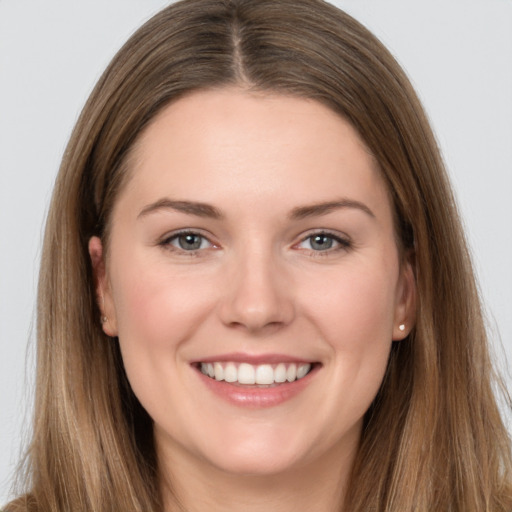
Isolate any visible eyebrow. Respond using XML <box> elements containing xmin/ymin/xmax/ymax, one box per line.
<box><xmin>137</xmin><ymin>197</ymin><xmax>375</xmax><ymax>221</ymax></box>
<box><xmin>138</xmin><ymin>199</ymin><xmax>223</xmax><ymax>219</ymax></box>
<box><xmin>289</xmin><ymin>199</ymin><xmax>375</xmax><ymax>220</ymax></box>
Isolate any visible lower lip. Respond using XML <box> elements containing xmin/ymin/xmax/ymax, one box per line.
<box><xmin>195</xmin><ymin>365</ymin><xmax>318</xmax><ymax>408</ymax></box>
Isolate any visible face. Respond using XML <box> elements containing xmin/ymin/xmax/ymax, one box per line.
<box><xmin>90</xmin><ymin>88</ymin><xmax>415</xmax><ymax>478</ymax></box>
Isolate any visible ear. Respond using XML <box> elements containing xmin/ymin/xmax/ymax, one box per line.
<box><xmin>88</xmin><ymin>236</ymin><xmax>118</xmax><ymax>337</ymax></box>
<box><xmin>392</xmin><ymin>256</ymin><xmax>416</xmax><ymax>341</ymax></box>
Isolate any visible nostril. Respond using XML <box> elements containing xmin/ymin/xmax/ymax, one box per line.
<box><xmin>227</xmin><ymin>319</ymin><xmax>287</xmax><ymax>336</ymax></box>
<box><xmin>219</xmin><ymin>294</ymin><xmax>295</xmax><ymax>333</ymax></box>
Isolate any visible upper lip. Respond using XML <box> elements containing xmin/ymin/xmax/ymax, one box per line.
<box><xmin>191</xmin><ymin>353</ymin><xmax>316</xmax><ymax>365</ymax></box>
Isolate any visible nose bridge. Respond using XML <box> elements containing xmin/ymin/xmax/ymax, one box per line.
<box><xmin>219</xmin><ymin>239</ymin><xmax>294</xmax><ymax>332</ymax></box>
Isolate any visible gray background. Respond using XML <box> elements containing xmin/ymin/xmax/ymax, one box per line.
<box><xmin>1</xmin><ymin>0</ymin><xmax>511</xmax><ymax>504</ymax></box>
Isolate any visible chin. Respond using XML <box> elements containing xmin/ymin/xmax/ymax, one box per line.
<box><xmin>207</xmin><ymin>450</ymin><xmax>303</xmax><ymax>477</ymax></box>
<box><xmin>195</xmin><ymin>429</ymin><xmax>312</xmax><ymax>477</ymax></box>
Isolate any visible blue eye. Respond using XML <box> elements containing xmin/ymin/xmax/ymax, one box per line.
<box><xmin>309</xmin><ymin>234</ymin><xmax>335</xmax><ymax>251</ymax></box>
<box><xmin>298</xmin><ymin>232</ymin><xmax>350</xmax><ymax>252</ymax></box>
<box><xmin>163</xmin><ymin>232</ymin><xmax>212</xmax><ymax>251</ymax></box>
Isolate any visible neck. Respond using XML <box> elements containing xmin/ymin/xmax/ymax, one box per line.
<box><xmin>158</xmin><ymin>437</ymin><xmax>357</xmax><ymax>512</ymax></box>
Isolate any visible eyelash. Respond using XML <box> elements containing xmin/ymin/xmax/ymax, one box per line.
<box><xmin>295</xmin><ymin>231</ymin><xmax>352</xmax><ymax>256</ymax></box>
<box><xmin>159</xmin><ymin>230</ymin><xmax>216</xmax><ymax>256</ymax></box>
<box><xmin>158</xmin><ymin>230</ymin><xmax>352</xmax><ymax>256</ymax></box>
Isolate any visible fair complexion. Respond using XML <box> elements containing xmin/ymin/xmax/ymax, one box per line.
<box><xmin>89</xmin><ymin>88</ymin><xmax>415</xmax><ymax>512</ymax></box>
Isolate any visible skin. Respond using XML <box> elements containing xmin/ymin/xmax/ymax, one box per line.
<box><xmin>89</xmin><ymin>87</ymin><xmax>416</xmax><ymax>511</ymax></box>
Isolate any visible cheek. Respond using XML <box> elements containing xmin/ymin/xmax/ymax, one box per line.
<box><xmin>107</xmin><ymin>256</ymin><xmax>220</xmax><ymax>423</ymax></box>
<box><xmin>109</xmin><ymin>256</ymin><xmax>217</xmax><ymax>354</ymax></box>
<box><xmin>301</xmin><ymin>260</ymin><xmax>398</xmax><ymax>399</ymax></box>
<box><xmin>304</xmin><ymin>260</ymin><xmax>398</xmax><ymax>344</ymax></box>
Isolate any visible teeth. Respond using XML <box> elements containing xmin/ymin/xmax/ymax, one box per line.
<box><xmin>214</xmin><ymin>362</ymin><xmax>224</xmax><ymax>381</ymax></box>
<box><xmin>224</xmin><ymin>362</ymin><xmax>237</xmax><ymax>383</ymax></box>
<box><xmin>286</xmin><ymin>364</ymin><xmax>297</xmax><ymax>382</ymax></box>
<box><xmin>255</xmin><ymin>364</ymin><xmax>274</xmax><ymax>385</ymax></box>
<box><xmin>200</xmin><ymin>362</ymin><xmax>312</xmax><ymax>385</ymax></box>
<box><xmin>297</xmin><ymin>364</ymin><xmax>309</xmax><ymax>379</ymax></box>
<box><xmin>275</xmin><ymin>363</ymin><xmax>287</xmax><ymax>383</ymax></box>
<box><xmin>238</xmin><ymin>363</ymin><xmax>256</xmax><ymax>384</ymax></box>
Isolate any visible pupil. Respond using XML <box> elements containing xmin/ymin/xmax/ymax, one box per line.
<box><xmin>179</xmin><ymin>234</ymin><xmax>201</xmax><ymax>250</ymax></box>
<box><xmin>311</xmin><ymin>235</ymin><xmax>333</xmax><ymax>251</ymax></box>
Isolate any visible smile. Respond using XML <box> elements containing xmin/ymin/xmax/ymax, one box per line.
<box><xmin>199</xmin><ymin>362</ymin><xmax>312</xmax><ymax>386</ymax></box>
<box><xmin>193</xmin><ymin>355</ymin><xmax>319</xmax><ymax>408</ymax></box>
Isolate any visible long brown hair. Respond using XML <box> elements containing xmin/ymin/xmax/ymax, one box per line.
<box><xmin>6</xmin><ymin>0</ymin><xmax>512</xmax><ymax>510</ymax></box>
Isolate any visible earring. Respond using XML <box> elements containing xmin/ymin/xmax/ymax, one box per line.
<box><xmin>101</xmin><ymin>316</ymin><xmax>108</xmax><ymax>324</ymax></box>
<box><xmin>399</xmin><ymin>324</ymin><xmax>405</xmax><ymax>332</ymax></box>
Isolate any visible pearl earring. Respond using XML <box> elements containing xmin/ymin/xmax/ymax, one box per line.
<box><xmin>399</xmin><ymin>324</ymin><xmax>405</xmax><ymax>332</ymax></box>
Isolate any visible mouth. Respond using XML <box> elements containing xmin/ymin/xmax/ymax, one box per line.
<box><xmin>197</xmin><ymin>361</ymin><xmax>314</xmax><ymax>387</ymax></box>
<box><xmin>191</xmin><ymin>354</ymin><xmax>320</xmax><ymax>407</ymax></box>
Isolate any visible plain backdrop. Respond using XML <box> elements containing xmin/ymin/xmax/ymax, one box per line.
<box><xmin>1</xmin><ymin>0</ymin><xmax>511</xmax><ymax>504</ymax></box>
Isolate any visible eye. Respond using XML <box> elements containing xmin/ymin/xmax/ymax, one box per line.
<box><xmin>296</xmin><ymin>232</ymin><xmax>351</xmax><ymax>252</ymax></box>
<box><xmin>161</xmin><ymin>231</ymin><xmax>213</xmax><ymax>252</ymax></box>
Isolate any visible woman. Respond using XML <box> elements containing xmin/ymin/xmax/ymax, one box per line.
<box><xmin>4</xmin><ymin>0</ymin><xmax>512</xmax><ymax>510</ymax></box>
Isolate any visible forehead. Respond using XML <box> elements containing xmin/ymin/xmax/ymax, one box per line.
<box><xmin>116</xmin><ymin>87</ymin><xmax>392</xmax><ymax>223</ymax></box>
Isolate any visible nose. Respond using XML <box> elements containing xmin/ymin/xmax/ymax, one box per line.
<box><xmin>218</xmin><ymin>246</ymin><xmax>295</xmax><ymax>334</ymax></box>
